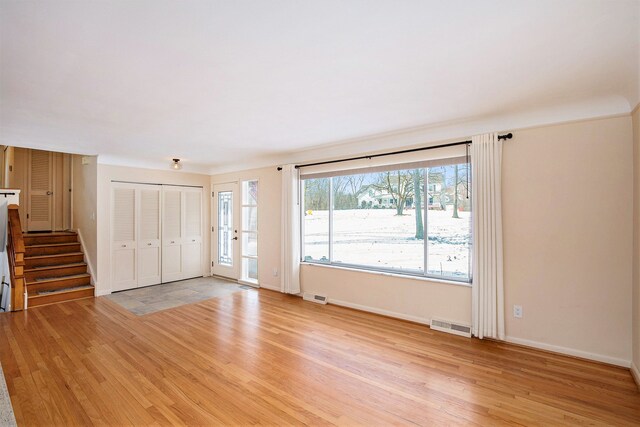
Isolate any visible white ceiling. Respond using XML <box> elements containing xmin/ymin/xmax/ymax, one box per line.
<box><xmin>1</xmin><ymin>0</ymin><xmax>638</xmax><ymax>174</ymax></box>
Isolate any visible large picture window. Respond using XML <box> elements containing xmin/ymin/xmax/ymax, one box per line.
<box><xmin>301</xmin><ymin>160</ymin><xmax>471</xmax><ymax>282</ymax></box>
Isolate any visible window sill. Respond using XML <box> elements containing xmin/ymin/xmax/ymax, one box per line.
<box><xmin>301</xmin><ymin>262</ymin><xmax>472</xmax><ymax>288</ymax></box>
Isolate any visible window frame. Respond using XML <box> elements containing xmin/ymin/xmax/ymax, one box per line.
<box><xmin>300</xmin><ymin>163</ymin><xmax>473</xmax><ymax>284</ymax></box>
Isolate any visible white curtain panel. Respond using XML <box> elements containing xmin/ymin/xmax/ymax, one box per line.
<box><xmin>471</xmin><ymin>133</ymin><xmax>505</xmax><ymax>340</ymax></box>
<box><xmin>280</xmin><ymin>164</ymin><xmax>301</xmax><ymax>294</ymax></box>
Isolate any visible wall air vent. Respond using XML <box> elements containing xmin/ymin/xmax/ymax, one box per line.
<box><xmin>303</xmin><ymin>293</ymin><xmax>328</xmax><ymax>304</ymax></box>
<box><xmin>430</xmin><ymin>318</ymin><xmax>471</xmax><ymax>338</ymax></box>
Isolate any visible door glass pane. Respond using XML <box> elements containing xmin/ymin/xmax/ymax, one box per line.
<box><xmin>242</xmin><ymin>257</ymin><xmax>258</xmax><ymax>281</ymax></box>
<box><xmin>242</xmin><ymin>232</ymin><xmax>257</xmax><ymax>257</ymax></box>
<box><xmin>242</xmin><ymin>180</ymin><xmax>258</xmax><ymax>205</ymax></box>
<box><xmin>242</xmin><ymin>206</ymin><xmax>257</xmax><ymax>231</ymax></box>
<box><xmin>218</xmin><ymin>191</ymin><xmax>233</xmax><ymax>266</ymax></box>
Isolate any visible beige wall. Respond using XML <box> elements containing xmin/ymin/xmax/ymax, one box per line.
<box><xmin>301</xmin><ymin>265</ymin><xmax>472</xmax><ymax>325</ymax></box>
<box><xmin>210</xmin><ymin>166</ymin><xmax>282</xmax><ymax>290</ymax></box>
<box><xmin>96</xmin><ymin>163</ymin><xmax>211</xmax><ymax>295</ymax></box>
<box><xmin>503</xmin><ymin>116</ymin><xmax>633</xmax><ymax>365</ymax></box>
<box><xmin>8</xmin><ymin>147</ymin><xmax>28</xmax><ymax>225</ymax></box>
<box><xmin>219</xmin><ymin>116</ymin><xmax>634</xmax><ymax>366</ymax></box>
<box><xmin>72</xmin><ymin>155</ymin><xmax>98</xmax><ymax>280</ymax></box>
<box><xmin>632</xmin><ymin>105</ymin><xmax>640</xmax><ymax>376</ymax></box>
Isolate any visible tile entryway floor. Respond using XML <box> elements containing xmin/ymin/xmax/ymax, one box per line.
<box><xmin>105</xmin><ymin>277</ymin><xmax>250</xmax><ymax>315</ymax></box>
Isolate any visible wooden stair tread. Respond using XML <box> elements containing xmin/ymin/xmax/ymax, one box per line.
<box><xmin>25</xmin><ymin>242</ymin><xmax>81</xmax><ymax>248</ymax></box>
<box><xmin>23</xmin><ymin>232</ymin><xmax>77</xmax><ymax>236</ymax></box>
<box><xmin>25</xmin><ymin>262</ymin><xmax>87</xmax><ymax>272</ymax></box>
<box><xmin>27</xmin><ymin>273</ymin><xmax>91</xmax><ymax>285</ymax></box>
<box><xmin>25</xmin><ymin>252</ymin><xmax>84</xmax><ymax>260</ymax></box>
<box><xmin>29</xmin><ymin>285</ymin><xmax>93</xmax><ymax>297</ymax></box>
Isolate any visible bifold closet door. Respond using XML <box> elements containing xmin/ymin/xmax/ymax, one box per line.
<box><xmin>182</xmin><ymin>188</ymin><xmax>203</xmax><ymax>279</ymax></box>
<box><xmin>162</xmin><ymin>187</ymin><xmax>184</xmax><ymax>282</ymax></box>
<box><xmin>137</xmin><ymin>185</ymin><xmax>162</xmax><ymax>286</ymax></box>
<box><xmin>112</xmin><ymin>184</ymin><xmax>137</xmax><ymax>292</ymax></box>
<box><xmin>161</xmin><ymin>186</ymin><xmax>203</xmax><ymax>283</ymax></box>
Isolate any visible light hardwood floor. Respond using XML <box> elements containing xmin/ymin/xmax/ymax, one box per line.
<box><xmin>0</xmin><ymin>287</ymin><xmax>638</xmax><ymax>426</ymax></box>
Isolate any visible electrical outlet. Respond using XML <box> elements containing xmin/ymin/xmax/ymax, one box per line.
<box><xmin>273</xmin><ymin>268</ymin><xmax>279</xmax><ymax>277</ymax></box>
<box><xmin>513</xmin><ymin>305</ymin><xmax>523</xmax><ymax>318</ymax></box>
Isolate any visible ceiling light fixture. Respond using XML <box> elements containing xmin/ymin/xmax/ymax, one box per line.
<box><xmin>171</xmin><ymin>158</ymin><xmax>182</xmax><ymax>170</ymax></box>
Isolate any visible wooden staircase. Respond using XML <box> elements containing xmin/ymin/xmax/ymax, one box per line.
<box><xmin>23</xmin><ymin>232</ymin><xmax>94</xmax><ymax>307</ymax></box>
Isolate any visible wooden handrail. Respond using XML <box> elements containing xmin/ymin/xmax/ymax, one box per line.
<box><xmin>7</xmin><ymin>204</ymin><xmax>25</xmax><ymax>311</ymax></box>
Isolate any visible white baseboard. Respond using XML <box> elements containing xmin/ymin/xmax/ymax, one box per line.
<box><xmin>327</xmin><ymin>298</ymin><xmax>431</xmax><ymax>326</ymax></box>
<box><xmin>318</xmin><ymin>297</ymin><xmax>632</xmax><ymax>369</ymax></box>
<box><xmin>505</xmin><ymin>335</ymin><xmax>630</xmax><ymax>368</ymax></box>
<box><xmin>75</xmin><ymin>228</ymin><xmax>96</xmax><ymax>286</ymax></box>
<box><xmin>95</xmin><ymin>288</ymin><xmax>111</xmax><ymax>297</ymax></box>
<box><xmin>631</xmin><ymin>362</ymin><xmax>640</xmax><ymax>389</ymax></box>
<box><xmin>259</xmin><ymin>283</ymin><xmax>280</xmax><ymax>291</ymax></box>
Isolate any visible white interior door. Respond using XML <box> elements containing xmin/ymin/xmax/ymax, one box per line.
<box><xmin>28</xmin><ymin>149</ymin><xmax>53</xmax><ymax>231</ymax></box>
<box><xmin>138</xmin><ymin>185</ymin><xmax>162</xmax><ymax>287</ymax></box>
<box><xmin>182</xmin><ymin>188</ymin><xmax>203</xmax><ymax>279</ymax></box>
<box><xmin>162</xmin><ymin>186</ymin><xmax>184</xmax><ymax>283</ymax></box>
<box><xmin>213</xmin><ymin>183</ymin><xmax>239</xmax><ymax>279</ymax></box>
<box><xmin>112</xmin><ymin>184</ymin><xmax>137</xmax><ymax>291</ymax></box>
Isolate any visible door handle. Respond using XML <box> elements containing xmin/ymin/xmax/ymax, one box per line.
<box><xmin>46</xmin><ymin>191</ymin><xmax>53</xmax><ymax>196</ymax></box>
<box><xmin>232</xmin><ymin>237</ymin><xmax>238</xmax><ymax>240</ymax></box>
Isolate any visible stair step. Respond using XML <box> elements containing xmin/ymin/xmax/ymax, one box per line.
<box><xmin>23</xmin><ymin>232</ymin><xmax>78</xmax><ymax>245</ymax></box>
<box><xmin>27</xmin><ymin>274</ymin><xmax>91</xmax><ymax>293</ymax></box>
<box><xmin>25</xmin><ymin>242</ymin><xmax>82</xmax><ymax>257</ymax></box>
<box><xmin>28</xmin><ymin>285</ymin><xmax>94</xmax><ymax>308</ymax></box>
<box><xmin>25</xmin><ymin>252</ymin><xmax>84</xmax><ymax>269</ymax></box>
<box><xmin>25</xmin><ymin>263</ymin><xmax>88</xmax><ymax>281</ymax></box>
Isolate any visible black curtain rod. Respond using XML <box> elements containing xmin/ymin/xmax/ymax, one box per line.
<box><xmin>277</xmin><ymin>133</ymin><xmax>512</xmax><ymax>171</ymax></box>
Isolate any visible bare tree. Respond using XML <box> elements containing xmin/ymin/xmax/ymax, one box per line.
<box><xmin>303</xmin><ymin>178</ymin><xmax>329</xmax><ymax>210</ymax></box>
<box><xmin>451</xmin><ymin>163</ymin><xmax>470</xmax><ymax>218</ymax></box>
<box><xmin>371</xmin><ymin>170</ymin><xmax>414</xmax><ymax>215</ymax></box>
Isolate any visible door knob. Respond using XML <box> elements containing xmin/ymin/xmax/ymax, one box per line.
<box><xmin>46</xmin><ymin>191</ymin><xmax>53</xmax><ymax>195</ymax></box>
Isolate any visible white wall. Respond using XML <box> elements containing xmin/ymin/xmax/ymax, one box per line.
<box><xmin>72</xmin><ymin>155</ymin><xmax>98</xmax><ymax>280</ymax></box>
<box><xmin>96</xmin><ymin>163</ymin><xmax>211</xmax><ymax>295</ymax></box>
<box><xmin>210</xmin><ymin>166</ymin><xmax>282</xmax><ymax>290</ymax></box>
<box><xmin>218</xmin><ymin>115</ymin><xmax>635</xmax><ymax>366</ymax></box>
<box><xmin>632</xmin><ymin>105</ymin><xmax>640</xmax><ymax>381</ymax></box>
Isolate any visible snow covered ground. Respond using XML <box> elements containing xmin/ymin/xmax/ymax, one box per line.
<box><xmin>303</xmin><ymin>207</ymin><xmax>471</xmax><ymax>280</ymax></box>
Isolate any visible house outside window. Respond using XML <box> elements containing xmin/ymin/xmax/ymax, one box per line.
<box><xmin>302</xmin><ymin>160</ymin><xmax>472</xmax><ymax>282</ymax></box>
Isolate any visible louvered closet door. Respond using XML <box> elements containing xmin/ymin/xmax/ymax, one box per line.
<box><xmin>182</xmin><ymin>188</ymin><xmax>203</xmax><ymax>279</ymax></box>
<box><xmin>137</xmin><ymin>185</ymin><xmax>162</xmax><ymax>286</ymax></box>
<box><xmin>112</xmin><ymin>184</ymin><xmax>137</xmax><ymax>291</ymax></box>
<box><xmin>28</xmin><ymin>150</ymin><xmax>53</xmax><ymax>231</ymax></box>
<box><xmin>162</xmin><ymin>187</ymin><xmax>184</xmax><ymax>283</ymax></box>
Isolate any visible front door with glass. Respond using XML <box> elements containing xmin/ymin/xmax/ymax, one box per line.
<box><xmin>212</xmin><ymin>182</ymin><xmax>239</xmax><ymax>279</ymax></box>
